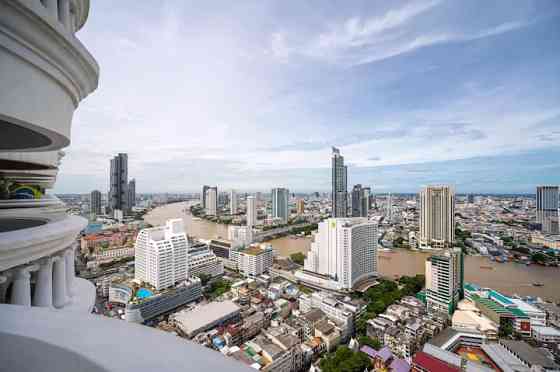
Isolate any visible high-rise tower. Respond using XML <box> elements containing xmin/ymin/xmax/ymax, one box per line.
<box><xmin>247</xmin><ymin>196</ymin><xmax>257</xmax><ymax>228</ymax></box>
<box><xmin>419</xmin><ymin>185</ymin><xmax>455</xmax><ymax>249</ymax></box>
<box><xmin>230</xmin><ymin>189</ymin><xmax>238</xmax><ymax>215</ymax></box>
<box><xmin>110</xmin><ymin>153</ymin><xmax>128</xmax><ymax>213</ymax></box>
<box><xmin>90</xmin><ymin>190</ymin><xmax>102</xmax><ymax>216</ymax></box>
<box><xmin>271</xmin><ymin>187</ymin><xmax>289</xmax><ymax>223</ymax></box>
<box><xmin>127</xmin><ymin>178</ymin><xmax>136</xmax><ymax>210</ymax></box>
<box><xmin>536</xmin><ymin>186</ymin><xmax>559</xmax><ymax>234</ymax></box>
<box><xmin>331</xmin><ymin>147</ymin><xmax>347</xmax><ymax>217</ymax></box>
<box><xmin>425</xmin><ymin>247</ymin><xmax>464</xmax><ymax>315</ymax></box>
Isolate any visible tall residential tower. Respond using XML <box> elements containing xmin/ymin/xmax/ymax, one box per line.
<box><xmin>246</xmin><ymin>196</ymin><xmax>257</xmax><ymax>228</ymax></box>
<box><xmin>271</xmin><ymin>187</ymin><xmax>289</xmax><ymax>223</ymax></box>
<box><xmin>205</xmin><ymin>186</ymin><xmax>218</xmax><ymax>216</ymax></box>
<box><xmin>230</xmin><ymin>189</ymin><xmax>238</xmax><ymax>215</ymax></box>
<box><xmin>109</xmin><ymin>153</ymin><xmax>128</xmax><ymax>214</ymax></box>
<box><xmin>536</xmin><ymin>186</ymin><xmax>559</xmax><ymax>234</ymax></box>
<box><xmin>134</xmin><ymin>219</ymin><xmax>189</xmax><ymax>290</ymax></box>
<box><xmin>331</xmin><ymin>147</ymin><xmax>347</xmax><ymax>217</ymax></box>
<box><xmin>302</xmin><ymin>218</ymin><xmax>377</xmax><ymax>290</ymax></box>
<box><xmin>425</xmin><ymin>248</ymin><xmax>464</xmax><ymax>315</ymax></box>
<box><xmin>90</xmin><ymin>190</ymin><xmax>102</xmax><ymax>216</ymax></box>
<box><xmin>419</xmin><ymin>185</ymin><xmax>455</xmax><ymax>249</ymax></box>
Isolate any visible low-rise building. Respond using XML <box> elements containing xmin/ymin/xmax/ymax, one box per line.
<box><xmin>230</xmin><ymin>244</ymin><xmax>274</xmax><ymax>277</ymax></box>
<box><xmin>172</xmin><ymin>300</ymin><xmax>241</xmax><ymax>338</ymax></box>
<box><xmin>531</xmin><ymin>326</ymin><xmax>560</xmax><ymax>345</ymax></box>
<box><xmin>188</xmin><ymin>243</ymin><xmax>224</xmax><ymax>278</ymax></box>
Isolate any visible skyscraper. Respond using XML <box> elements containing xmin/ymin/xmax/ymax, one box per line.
<box><xmin>361</xmin><ymin>187</ymin><xmax>370</xmax><ymax>217</ymax></box>
<box><xmin>331</xmin><ymin>147</ymin><xmax>347</xmax><ymax>217</ymax></box>
<box><xmin>271</xmin><ymin>187</ymin><xmax>289</xmax><ymax>223</ymax></box>
<box><xmin>110</xmin><ymin>153</ymin><xmax>128</xmax><ymax>213</ymax></box>
<box><xmin>303</xmin><ymin>218</ymin><xmax>377</xmax><ymax>290</ymax></box>
<box><xmin>134</xmin><ymin>219</ymin><xmax>189</xmax><ymax>290</ymax></box>
<box><xmin>205</xmin><ymin>186</ymin><xmax>218</xmax><ymax>216</ymax></box>
<box><xmin>90</xmin><ymin>190</ymin><xmax>102</xmax><ymax>216</ymax></box>
<box><xmin>247</xmin><ymin>196</ymin><xmax>257</xmax><ymax>228</ymax></box>
<box><xmin>127</xmin><ymin>178</ymin><xmax>136</xmax><ymax>210</ymax></box>
<box><xmin>351</xmin><ymin>184</ymin><xmax>363</xmax><ymax>217</ymax></box>
<box><xmin>230</xmin><ymin>189</ymin><xmax>238</xmax><ymax>215</ymax></box>
<box><xmin>201</xmin><ymin>185</ymin><xmax>210</xmax><ymax>209</ymax></box>
<box><xmin>536</xmin><ymin>186</ymin><xmax>559</xmax><ymax>234</ymax></box>
<box><xmin>296</xmin><ymin>199</ymin><xmax>305</xmax><ymax>215</ymax></box>
<box><xmin>419</xmin><ymin>185</ymin><xmax>455</xmax><ymax>249</ymax></box>
<box><xmin>425</xmin><ymin>247</ymin><xmax>464</xmax><ymax>315</ymax></box>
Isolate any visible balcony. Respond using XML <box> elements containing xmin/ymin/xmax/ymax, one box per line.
<box><xmin>0</xmin><ymin>0</ymin><xmax>99</xmax><ymax>151</ymax></box>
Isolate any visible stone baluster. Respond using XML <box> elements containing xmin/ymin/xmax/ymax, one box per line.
<box><xmin>10</xmin><ymin>265</ymin><xmax>38</xmax><ymax>306</ymax></box>
<box><xmin>0</xmin><ymin>274</ymin><xmax>10</xmax><ymax>304</ymax></box>
<box><xmin>52</xmin><ymin>255</ymin><xmax>68</xmax><ymax>308</ymax></box>
<box><xmin>65</xmin><ymin>247</ymin><xmax>76</xmax><ymax>299</ymax></box>
<box><xmin>44</xmin><ymin>0</ymin><xmax>58</xmax><ymax>18</ymax></box>
<box><xmin>57</xmin><ymin>0</ymin><xmax>70</xmax><ymax>30</ymax></box>
<box><xmin>32</xmin><ymin>257</ymin><xmax>54</xmax><ymax>308</ymax></box>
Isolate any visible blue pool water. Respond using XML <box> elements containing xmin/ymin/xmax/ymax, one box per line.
<box><xmin>136</xmin><ymin>288</ymin><xmax>153</xmax><ymax>299</ymax></box>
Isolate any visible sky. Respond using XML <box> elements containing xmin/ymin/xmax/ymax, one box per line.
<box><xmin>57</xmin><ymin>0</ymin><xmax>560</xmax><ymax>194</ymax></box>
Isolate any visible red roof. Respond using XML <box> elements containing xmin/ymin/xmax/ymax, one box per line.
<box><xmin>412</xmin><ymin>352</ymin><xmax>460</xmax><ymax>372</ymax></box>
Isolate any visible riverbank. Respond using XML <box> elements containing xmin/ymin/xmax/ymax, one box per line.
<box><xmin>145</xmin><ymin>202</ymin><xmax>560</xmax><ymax>302</ymax></box>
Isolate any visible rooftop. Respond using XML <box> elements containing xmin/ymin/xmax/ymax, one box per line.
<box><xmin>500</xmin><ymin>340</ymin><xmax>560</xmax><ymax>369</ymax></box>
<box><xmin>173</xmin><ymin>300</ymin><xmax>240</xmax><ymax>334</ymax></box>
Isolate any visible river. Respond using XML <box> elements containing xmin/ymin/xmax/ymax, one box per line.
<box><xmin>145</xmin><ymin>202</ymin><xmax>560</xmax><ymax>301</ymax></box>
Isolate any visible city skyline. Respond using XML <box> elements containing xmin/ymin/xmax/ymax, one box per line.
<box><xmin>55</xmin><ymin>0</ymin><xmax>560</xmax><ymax>194</ymax></box>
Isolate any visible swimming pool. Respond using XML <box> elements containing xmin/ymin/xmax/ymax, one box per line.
<box><xmin>136</xmin><ymin>288</ymin><xmax>153</xmax><ymax>299</ymax></box>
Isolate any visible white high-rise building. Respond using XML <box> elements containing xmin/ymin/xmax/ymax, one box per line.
<box><xmin>228</xmin><ymin>225</ymin><xmax>254</xmax><ymax>248</ymax></box>
<box><xmin>536</xmin><ymin>186</ymin><xmax>559</xmax><ymax>234</ymax></box>
<box><xmin>419</xmin><ymin>185</ymin><xmax>455</xmax><ymax>250</ymax></box>
<box><xmin>230</xmin><ymin>189</ymin><xmax>238</xmax><ymax>215</ymax></box>
<box><xmin>272</xmin><ymin>187</ymin><xmax>289</xmax><ymax>223</ymax></box>
<box><xmin>205</xmin><ymin>187</ymin><xmax>218</xmax><ymax>216</ymax></box>
<box><xmin>302</xmin><ymin>218</ymin><xmax>377</xmax><ymax>290</ymax></box>
<box><xmin>425</xmin><ymin>247</ymin><xmax>464</xmax><ymax>315</ymax></box>
<box><xmin>134</xmin><ymin>219</ymin><xmax>189</xmax><ymax>290</ymax></box>
<box><xmin>247</xmin><ymin>196</ymin><xmax>257</xmax><ymax>227</ymax></box>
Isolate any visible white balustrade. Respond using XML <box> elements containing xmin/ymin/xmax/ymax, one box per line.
<box><xmin>10</xmin><ymin>265</ymin><xmax>38</xmax><ymax>306</ymax></box>
<box><xmin>32</xmin><ymin>258</ymin><xmax>54</xmax><ymax>308</ymax></box>
<box><xmin>52</xmin><ymin>255</ymin><xmax>68</xmax><ymax>308</ymax></box>
<box><xmin>44</xmin><ymin>0</ymin><xmax>58</xmax><ymax>18</ymax></box>
<box><xmin>64</xmin><ymin>248</ymin><xmax>75</xmax><ymax>299</ymax></box>
<box><xmin>57</xmin><ymin>0</ymin><xmax>70</xmax><ymax>30</ymax></box>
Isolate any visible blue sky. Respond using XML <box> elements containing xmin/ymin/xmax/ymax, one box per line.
<box><xmin>57</xmin><ymin>0</ymin><xmax>560</xmax><ymax>194</ymax></box>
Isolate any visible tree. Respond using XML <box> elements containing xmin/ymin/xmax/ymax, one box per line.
<box><xmin>319</xmin><ymin>346</ymin><xmax>371</xmax><ymax>372</ymax></box>
<box><xmin>290</xmin><ymin>252</ymin><xmax>306</xmax><ymax>265</ymax></box>
<box><xmin>358</xmin><ymin>336</ymin><xmax>382</xmax><ymax>350</ymax></box>
<box><xmin>196</xmin><ymin>273</ymin><xmax>212</xmax><ymax>286</ymax></box>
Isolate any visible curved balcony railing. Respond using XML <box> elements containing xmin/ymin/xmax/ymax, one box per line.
<box><xmin>0</xmin><ymin>0</ymin><xmax>99</xmax><ymax>152</ymax></box>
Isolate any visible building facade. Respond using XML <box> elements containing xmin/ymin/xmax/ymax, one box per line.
<box><xmin>425</xmin><ymin>248</ymin><xmax>464</xmax><ymax>315</ymax></box>
<box><xmin>202</xmin><ymin>185</ymin><xmax>210</xmax><ymax>209</ymax></box>
<box><xmin>247</xmin><ymin>195</ymin><xmax>257</xmax><ymax>228</ymax></box>
<box><xmin>536</xmin><ymin>186</ymin><xmax>559</xmax><ymax>234</ymax></box>
<box><xmin>230</xmin><ymin>244</ymin><xmax>274</xmax><ymax>277</ymax></box>
<box><xmin>272</xmin><ymin>187</ymin><xmax>289</xmax><ymax>223</ymax></box>
<box><xmin>419</xmin><ymin>185</ymin><xmax>455</xmax><ymax>249</ymax></box>
<box><xmin>134</xmin><ymin>219</ymin><xmax>189</xmax><ymax>290</ymax></box>
<box><xmin>230</xmin><ymin>189</ymin><xmax>238</xmax><ymax>215</ymax></box>
<box><xmin>331</xmin><ymin>147</ymin><xmax>347</xmax><ymax>218</ymax></box>
<box><xmin>90</xmin><ymin>190</ymin><xmax>102</xmax><ymax>215</ymax></box>
<box><xmin>127</xmin><ymin>178</ymin><xmax>136</xmax><ymax>210</ymax></box>
<box><xmin>110</xmin><ymin>153</ymin><xmax>128</xmax><ymax>214</ymax></box>
<box><xmin>296</xmin><ymin>199</ymin><xmax>305</xmax><ymax>215</ymax></box>
<box><xmin>205</xmin><ymin>186</ymin><xmax>218</xmax><ymax>216</ymax></box>
<box><xmin>303</xmin><ymin>218</ymin><xmax>377</xmax><ymax>290</ymax></box>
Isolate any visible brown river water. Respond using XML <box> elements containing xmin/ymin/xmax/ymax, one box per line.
<box><xmin>145</xmin><ymin>202</ymin><xmax>560</xmax><ymax>302</ymax></box>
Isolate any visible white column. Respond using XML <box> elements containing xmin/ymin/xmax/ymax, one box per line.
<box><xmin>52</xmin><ymin>255</ymin><xmax>68</xmax><ymax>308</ymax></box>
<box><xmin>44</xmin><ymin>0</ymin><xmax>58</xmax><ymax>18</ymax></box>
<box><xmin>32</xmin><ymin>258</ymin><xmax>54</xmax><ymax>308</ymax></box>
<box><xmin>65</xmin><ymin>247</ymin><xmax>75</xmax><ymax>298</ymax></box>
<box><xmin>10</xmin><ymin>265</ymin><xmax>38</xmax><ymax>306</ymax></box>
<box><xmin>57</xmin><ymin>0</ymin><xmax>70</xmax><ymax>29</ymax></box>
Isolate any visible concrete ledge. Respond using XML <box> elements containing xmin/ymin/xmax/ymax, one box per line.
<box><xmin>0</xmin><ymin>304</ymin><xmax>252</xmax><ymax>372</ymax></box>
